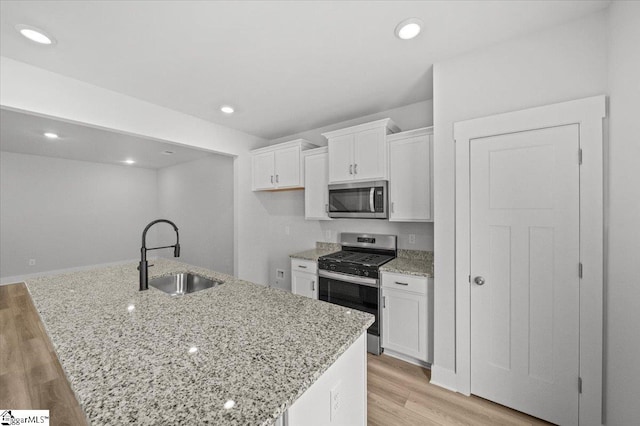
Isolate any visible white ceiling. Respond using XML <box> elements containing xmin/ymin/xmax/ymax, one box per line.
<box><xmin>0</xmin><ymin>108</ymin><xmax>216</xmax><ymax>169</ymax></box>
<box><xmin>0</xmin><ymin>1</ymin><xmax>609</xmax><ymax>140</ymax></box>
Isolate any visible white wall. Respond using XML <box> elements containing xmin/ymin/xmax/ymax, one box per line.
<box><xmin>432</xmin><ymin>10</ymin><xmax>608</xmax><ymax>386</ymax></box>
<box><xmin>270</xmin><ymin>100</ymin><xmax>433</xmax><ymax>145</ymax></box>
<box><xmin>157</xmin><ymin>155</ymin><xmax>235</xmax><ymax>275</ymax></box>
<box><xmin>605</xmin><ymin>2</ymin><xmax>640</xmax><ymax>424</ymax></box>
<box><xmin>0</xmin><ymin>152</ymin><xmax>158</xmax><ymax>282</ymax></box>
<box><xmin>247</xmin><ymin>100</ymin><xmax>434</xmax><ymax>290</ymax></box>
<box><xmin>0</xmin><ymin>58</ymin><xmax>269</xmax><ymax>287</ymax></box>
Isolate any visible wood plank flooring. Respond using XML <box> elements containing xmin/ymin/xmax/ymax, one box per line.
<box><xmin>0</xmin><ymin>283</ymin><xmax>87</xmax><ymax>425</ymax></box>
<box><xmin>2</xmin><ymin>283</ymin><xmax>550</xmax><ymax>425</ymax></box>
<box><xmin>367</xmin><ymin>352</ymin><xmax>552</xmax><ymax>425</ymax></box>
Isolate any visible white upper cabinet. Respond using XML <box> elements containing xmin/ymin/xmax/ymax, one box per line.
<box><xmin>388</xmin><ymin>127</ymin><xmax>433</xmax><ymax>222</ymax></box>
<box><xmin>303</xmin><ymin>147</ymin><xmax>331</xmax><ymax>220</ymax></box>
<box><xmin>322</xmin><ymin>118</ymin><xmax>399</xmax><ymax>184</ymax></box>
<box><xmin>251</xmin><ymin>139</ymin><xmax>320</xmax><ymax>191</ymax></box>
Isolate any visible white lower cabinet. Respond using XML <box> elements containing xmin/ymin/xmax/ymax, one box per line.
<box><xmin>291</xmin><ymin>259</ymin><xmax>318</xmax><ymax>299</ymax></box>
<box><xmin>381</xmin><ymin>272</ymin><xmax>433</xmax><ymax>364</ymax></box>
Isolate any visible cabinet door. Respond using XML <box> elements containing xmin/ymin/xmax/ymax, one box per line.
<box><xmin>291</xmin><ymin>270</ymin><xmax>317</xmax><ymax>299</ymax></box>
<box><xmin>275</xmin><ymin>146</ymin><xmax>301</xmax><ymax>188</ymax></box>
<box><xmin>389</xmin><ymin>134</ymin><xmax>432</xmax><ymax>221</ymax></box>
<box><xmin>353</xmin><ymin>128</ymin><xmax>386</xmax><ymax>181</ymax></box>
<box><xmin>382</xmin><ymin>287</ymin><xmax>427</xmax><ymax>361</ymax></box>
<box><xmin>304</xmin><ymin>153</ymin><xmax>331</xmax><ymax>220</ymax></box>
<box><xmin>328</xmin><ymin>134</ymin><xmax>354</xmax><ymax>183</ymax></box>
<box><xmin>252</xmin><ymin>151</ymin><xmax>275</xmax><ymax>190</ymax></box>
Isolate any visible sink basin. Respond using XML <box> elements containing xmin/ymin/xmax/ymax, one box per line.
<box><xmin>149</xmin><ymin>273</ymin><xmax>223</xmax><ymax>296</ymax></box>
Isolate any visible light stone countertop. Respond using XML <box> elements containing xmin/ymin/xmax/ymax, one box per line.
<box><xmin>289</xmin><ymin>242</ymin><xmax>341</xmax><ymax>262</ymax></box>
<box><xmin>380</xmin><ymin>250</ymin><xmax>434</xmax><ymax>278</ymax></box>
<box><xmin>25</xmin><ymin>259</ymin><xmax>373</xmax><ymax>425</ymax></box>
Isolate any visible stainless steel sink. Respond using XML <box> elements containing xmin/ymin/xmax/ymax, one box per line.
<box><xmin>149</xmin><ymin>273</ymin><xmax>223</xmax><ymax>296</ymax></box>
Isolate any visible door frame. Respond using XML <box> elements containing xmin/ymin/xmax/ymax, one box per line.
<box><xmin>453</xmin><ymin>95</ymin><xmax>606</xmax><ymax>425</ymax></box>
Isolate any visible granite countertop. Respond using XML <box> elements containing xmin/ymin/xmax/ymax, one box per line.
<box><xmin>26</xmin><ymin>259</ymin><xmax>373</xmax><ymax>425</ymax></box>
<box><xmin>380</xmin><ymin>250</ymin><xmax>434</xmax><ymax>278</ymax></box>
<box><xmin>289</xmin><ymin>242</ymin><xmax>341</xmax><ymax>261</ymax></box>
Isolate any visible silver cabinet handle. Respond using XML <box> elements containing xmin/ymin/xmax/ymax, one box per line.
<box><xmin>391</xmin><ymin>202</ymin><xmax>395</xmax><ymax>213</ymax></box>
<box><xmin>298</xmin><ymin>265</ymin><xmax>307</xmax><ymax>269</ymax></box>
<box><xmin>383</xmin><ymin>296</ymin><xmax>386</xmax><ymax>308</ymax></box>
<box><xmin>325</xmin><ymin>204</ymin><xmax>329</xmax><ymax>213</ymax></box>
<box><xmin>474</xmin><ymin>276</ymin><xmax>486</xmax><ymax>286</ymax></box>
<box><xmin>394</xmin><ymin>281</ymin><xmax>409</xmax><ymax>286</ymax></box>
<box><xmin>276</xmin><ymin>174</ymin><xmax>279</xmax><ymax>183</ymax></box>
<box><xmin>270</xmin><ymin>175</ymin><xmax>273</xmax><ymax>184</ymax></box>
<box><xmin>349</xmin><ymin>164</ymin><xmax>353</xmax><ymax>175</ymax></box>
<box><xmin>354</xmin><ymin>163</ymin><xmax>358</xmax><ymax>174</ymax></box>
<box><xmin>312</xmin><ymin>280</ymin><xmax>315</xmax><ymax>292</ymax></box>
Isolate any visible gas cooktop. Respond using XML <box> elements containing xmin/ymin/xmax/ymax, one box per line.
<box><xmin>319</xmin><ymin>251</ymin><xmax>395</xmax><ymax>267</ymax></box>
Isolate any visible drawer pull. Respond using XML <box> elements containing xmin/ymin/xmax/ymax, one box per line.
<box><xmin>298</xmin><ymin>265</ymin><xmax>307</xmax><ymax>269</ymax></box>
<box><xmin>394</xmin><ymin>281</ymin><xmax>409</xmax><ymax>286</ymax></box>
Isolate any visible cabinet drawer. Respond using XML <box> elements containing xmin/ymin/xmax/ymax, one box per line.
<box><xmin>291</xmin><ymin>259</ymin><xmax>317</xmax><ymax>274</ymax></box>
<box><xmin>381</xmin><ymin>272</ymin><xmax>427</xmax><ymax>295</ymax></box>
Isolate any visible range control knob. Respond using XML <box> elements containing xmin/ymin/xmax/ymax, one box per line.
<box><xmin>364</xmin><ymin>271</ymin><xmax>369</xmax><ymax>276</ymax></box>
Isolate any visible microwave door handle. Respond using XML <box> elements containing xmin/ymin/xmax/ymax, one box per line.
<box><xmin>370</xmin><ymin>187</ymin><xmax>375</xmax><ymax>213</ymax></box>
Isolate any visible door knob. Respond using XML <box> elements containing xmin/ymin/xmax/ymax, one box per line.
<box><xmin>474</xmin><ymin>276</ymin><xmax>486</xmax><ymax>286</ymax></box>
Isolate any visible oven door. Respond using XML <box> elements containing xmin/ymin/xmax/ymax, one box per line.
<box><xmin>318</xmin><ymin>270</ymin><xmax>382</xmax><ymax>354</ymax></box>
<box><xmin>328</xmin><ymin>181</ymin><xmax>388</xmax><ymax>219</ymax></box>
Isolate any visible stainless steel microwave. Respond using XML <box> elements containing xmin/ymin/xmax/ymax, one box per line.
<box><xmin>328</xmin><ymin>181</ymin><xmax>388</xmax><ymax>219</ymax></box>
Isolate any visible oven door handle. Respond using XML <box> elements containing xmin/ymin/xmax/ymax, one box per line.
<box><xmin>319</xmin><ymin>270</ymin><xmax>379</xmax><ymax>287</ymax></box>
<box><xmin>369</xmin><ymin>187</ymin><xmax>376</xmax><ymax>213</ymax></box>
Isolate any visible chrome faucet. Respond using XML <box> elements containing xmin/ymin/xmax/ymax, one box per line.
<box><xmin>139</xmin><ymin>219</ymin><xmax>180</xmax><ymax>291</ymax></box>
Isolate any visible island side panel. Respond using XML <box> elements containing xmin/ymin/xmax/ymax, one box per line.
<box><xmin>286</xmin><ymin>332</ymin><xmax>367</xmax><ymax>426</ymax></box>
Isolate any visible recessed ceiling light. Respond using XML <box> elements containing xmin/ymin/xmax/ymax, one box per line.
<box><xmin>162</xmin><ymin>150</ymin><xmax>175</xmax><ymax>155</ymax></box>
<box><xmin>44</xmin><ymin>132</ymin><xmax>59</xmax><ymax>139</ymax></box>
<box><xmin>395</xmin><ymin>18</ymin><xmax>423</xmax><ymax>40</ymax></box>
<box><xmin>223</xmin><ymin>400</ymin><xmax>235</xmax><ymax>410</ymax></box>
<box><xmin>123</xmin><ymin>159</ymin><xmax>136</xmax><ymax>165</ymax></box>
<box><xmin>188</xmin><ymin>346</ymin><xmax>198</xmax><ymax>354</ymax></box>
<box><xmin>127</xmin><ymin>304</ymin><xmax>135</xmax><ymax>312</ymax></box>
<box><xmin>220</xmin><ymin>105</ymin><xmax>235</xmax><ymax>114</ymax></box>
<box><xmin>16</xmin><ymin>24</ymin><xmax>56</xmax><ymax>45</ymax></box>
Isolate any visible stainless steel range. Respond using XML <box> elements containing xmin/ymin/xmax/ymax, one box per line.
<box><xmin>318</xmin><ymin>233</ymin><xmax>397</xmax><ymax>355</ymax></box>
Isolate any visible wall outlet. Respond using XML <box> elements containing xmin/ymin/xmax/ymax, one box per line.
<box><xmin>276</xmin><ymin>269</ymin><xmax>285</xmax><ymax>280</ymax></box>
<box><xmin>285</xmin><ymin>225</ymin><xmax>290</xmax><ymax>235</ymax></box>
<box><xmin>409</xmin><ymin>234</ymin><xmax>416</xmax><ymax>244</ymax></box>
<box><xmin>325</xmin><ymin>230</ymin><xmax>331</xmax><ymax>241</ymax></box>
<box><xmin>28</xmin><ymin>259</ymin><xmax>36</xmax><ymax>266</ymax></box>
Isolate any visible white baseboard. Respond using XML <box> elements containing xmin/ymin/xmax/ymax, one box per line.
<box><xmin>0</xmin><ymin>258</ymin><xmax>144</xmax><ymax>286</ymax></box>
<box><xmin>383</xmin><ymin>348</ymin><xmax>431</xmax><ymax>369</ymax></box>
<box><xmin>429</xmin><ymin>364</ymin><xmax>458</xmax><ymax>393</ymax></box>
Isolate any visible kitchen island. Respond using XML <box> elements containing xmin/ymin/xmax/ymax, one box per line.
<box><xmin>25</xmin><ymin>259</ymin><xmax>373</xmax><ymax>425</ymax></box>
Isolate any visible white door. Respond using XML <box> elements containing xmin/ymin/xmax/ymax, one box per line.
<box><xmin>470</xmin><ymin>125</ymin><xmax>580</xmax><ymax>425</ymax></box>
<box><xmin>292</xmin><ymin>271</ymin><xmax>317</xmax><ymax>299</ymax></box>
<box><xmin>252</xmin><ymin>151</ymin><xmax>275</xmax><ymax>190</ymax></box>
<box><xmin>274</xmin><ymin>146</ymin><xmax>300</xmax><ymax>188</ymax></box>
<box><xmin>353</xmin><ymin>128</ymin><xmax>385</xmax><ymax>180</ymax></box>
<box><xmin>389</xmin><ymin>134</ymin><xmax>432</xmax><ymax>221</ymax></box>
<box><xmin>328</xmin><ymin>134</ymin><xmax>354</xmax><ymax>183</ymax></box>
<box><xmin>304</xmin><ymin>152</ymin><xmax>330</xmax><ymax>220</ymax></box>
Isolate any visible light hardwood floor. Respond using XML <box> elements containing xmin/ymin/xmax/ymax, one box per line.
<box><xmin>1</xmin><ymin>282</ymin><xmax>550</xmax><ymax>425</ymax></box>
<box><xmin>367</xmin><ymin>353</ymin><xmax>551</xmax><ymax>425</ymax></box>
<box><xmin>0</xmin><ymin>283</ymin><xmax>86</xmax><ymax>425</ymax></box>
